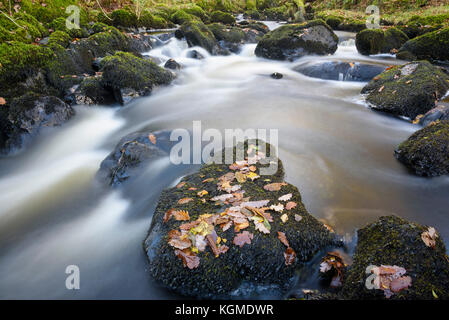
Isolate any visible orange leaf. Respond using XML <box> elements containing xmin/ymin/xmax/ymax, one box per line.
<box><xmin>176</xmin><ymin>181</ymin><xmax>186</xmax><ymax>189</ymax></box>
<box><xmin>149</xmin><ymin>134</ymin><xmax>156</xmax><ymax>144</ymax></box>
<box><xmin>284</xmin><ymin>247</ymin><xmax>296</xmax><ymax>266</ymax></box>
<box><xmin>175</xmin><ymin>249</ymin><xmax>200</xmax><ymax>269</ymax></box>
<box><xmin>0</xmin><ymin>97</ymin><xmax>6</xmax><ymax>105</ymax></box>
<box><xmin>285</xmin><ymin>201</ymin><xmax>297</xmax><ymax>210</ymax></box>
<box><xmin>277</xmin><ymin>231</ymin><xmax>289</xmax><ymax>247</ymax></box>
<box><xmin>263</xmin><ymin>182</ymin><xmax>287</xmax><ymax>191</ymax></box>
<box><xmin>233</xmin><ymin>231</ymin><xmax>254</xmax><ymax>248</ymax></box>
<box><xmin>178</xmin><ymin>198</ymin><xmax>193</xmax><ymax>204</ymax></box>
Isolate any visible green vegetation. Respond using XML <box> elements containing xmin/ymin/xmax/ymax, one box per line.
<box><xmin>210</xmin><ymin>10</ymin><xmax>236</xmax><ymax>24</ymax></box>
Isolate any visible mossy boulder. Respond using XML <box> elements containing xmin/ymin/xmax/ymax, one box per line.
<box><xmin>170</xmin><ymin>10</ymin><xmax>199</xmax><ymax>25</ymax></box>
<box><xmin>144</xmin><ymin>141</ymin><xmax>336</xmax><ymax>298</ymax></box>
<box><xmin>0</xmin><ymin>93</ymin><xmax>74</xmax><ymax>154</ymax></box>
<box><xmin>99</xmin><ymin>51</ymin><xmax>174</xmax><ymax>104</ymax></box>
<box><xmin>97</xmin><ymin>131</ymin><xmax>172</xmax><ymax>186</ymax></box>
<box><xmin>337</xmin><ymin>19</ymin><xmax>366</xmax><ymax>33</ymax></box>
<box><xmin>207</xmin><ymin>23</ymin><xmax>245</xmax><ymax>53</ymax></box>
<box><xmin>210</xmin><ymin>10</ymin><xmax>236</xmax><ymax>25</ymax></box>
<box><xmin>48</xmin><ymin>31</ymin><xmax>71</xmax><ymax>48</ymax></box>
<box><xmin>244</xmin><ymin>9</ymin><xmax>264</xmax><ymax>20</ymax></box>
<box><xmin>255</xmin><ymin>20</ymin><xmax>338</xmax><ymax>61</ymax></box>
<box><xmin>49</xmin><ymin>17</ymin><xmax>87</xmax><ymax>39</ymax></box>
<box><xmin>394</xmin><ymin>121</ymin><xmax>449</xmax><ymax>177</ymax></box>
<box><xmin>74</xmin><ymin>77</ymin><xmax>115</xmax><ymax>106</ymax></box>
<box><xmin>361</xmin><ymin>61</ymin><xmax>449</xmax><ymax>120</ymax></box>
<box><xmin>110</xmin><ymin>9</ymin><xmax>138</xmax><ymax>28</ymax></box>
<box><xmin>419</xmin><ymin>105</ymin><xmax>449</xmax><ymax>127</ymax></box>
<box><xmin>355</xmin><ymin>28</ymin><xmax>407</xmax><ymax>55</ymax></box>
<box><xmin>341</xmin><ymin>216</ymin><xmax>449</xmax><ymax>299</ymax></box>
<box><xmin>179</xmin><ymin>20</ymin><xmax>219</xmax><ymax>54</ymax></box>
<box><xmin>0</xmin><ymin>12</ymin><xmax>48</xmax><ymax>43</ymax></box>
<box><xmin>397</xmin><ymin>27</ymin><xmax>449</xmax><ymax>62</ymax></box>
<box><xmin>184</xmin><ymin>5</ymin><xmax>210</xmax><ymax>23</ymax></box>
<box><xmin>91</xmin><ymin>22</ymin><xmax>109</xmax><ymax>35</ymax></box>
<box><xmin>138</xmin><ymin>11</ymin><xmax>170</xmax><ymax>29</ymax></box>
<box><xmin>397</xmin><ymin>23</ymin><xmax>441</xmax><ymax>40</ymax></box>
<box><xmin>325</xmin><ymin>16</ymin><xmax>343</xmax><ymax>29</ymax></box>
<box><xmin>264</xmin><ymin>6</ymin><xmax>289</xmax><ymax>21</ymax></box>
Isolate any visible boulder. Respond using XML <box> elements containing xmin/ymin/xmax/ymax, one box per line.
<box><xmin>73</xmin><ymin>77</ymin><xmax>115</xmax><ymax>105</ymax></box>
<box><xmin>187</xmin><ymin>49</ymin><xmax>205</xmax><ymax>60</ymax></box>
<box><xmin>397</xmin><ymin>27</ymin><xmax>449</xmax><ymax>62</ymax></box>
<box><xmin>341</xmin><ymin>216</ymin><xmax>449</xmax><ymax>299</ymax></box>
<box><xmin>164</xmin><ymin>58</ymin><xmax>181</xmax><ymax>70</ymax></box>
<box><xmin>255</xmin><ymin>20</ymin><xmax>339</xmax><ymax>61</ymax></box>
<box><xmin>210</xmin><ymin>11</ymin><xmax>236</xmax><ymax>25</ymax></box>
<box><xmin>355</xmin><ymin>28</ymin><xmax>408</xmax><ymax>56</ymax></box>
<box><xmin>97</xmin><ymin>131</ymin><xmax>173</xmax><ymax>186</ymax></box>
<box><xmin>144</xmin><ymin>141</ymin><xmax>336</xmax><ymax>298</ymax></box>
<box><xmin>179</xmin><ymin>20</ymin><xmax>218</xmax><ymax>54</ymax></box>
<box><xmin>271</xmin><ymin>72</ymin><xmax>283</xmax><ymax>79</ymax></box>
<box><xmin>207</xmin><ymin>23</ymin><xmax>245</xmax><ymax>53</ymax></box>
<box><xmin>395</xmin><ymin>120</ymin><xmax>449</xmax><ymax>177</ymax></box>
<box><xmin>418</xmin><ymin>105</ymin><xmax>449</xmax><ymax>127</ymax></box>
<box><xmin>361</xmin><ymin>61</ymin><xmax>449</xmax><ymax>120</ymax></box>
<box><xmin>294</xmin><ymin>61</ymin><xmax>386</xmax><ymax>82</ymax></box>
<box><xmin>99</xmin><ymin>51</ymin><xmax>174</xmax><ymax>105</ymax></box>
<box><xmin>0</xmin><ymin>93</ymin><xmax>74</xmax><ymax>153</ymax></box>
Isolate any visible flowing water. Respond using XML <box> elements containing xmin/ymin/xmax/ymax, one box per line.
<box><xmin>1</xmin><ymin>23</ymin><xmax>449</xmax><ymax>299</ymax></box>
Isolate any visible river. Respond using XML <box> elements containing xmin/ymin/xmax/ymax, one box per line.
<box><xmin>0</xmin><ymin>22</ymin><xmax>448</xmax><ymax>299</ymax></box>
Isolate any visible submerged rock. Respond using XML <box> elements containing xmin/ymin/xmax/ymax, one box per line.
<box><xmin>255</xmin><ymin>20</ymin><xmax>338</xmax><ymax>61</ymax></box>
<box><xmin>397</xmin><ymin>27</ymin><xmax>449</xmax><ymax>62</ymax></box>
<box><xmin>98</xmin><ymin>131</ymin><xmax>173</xmax><ymax>186</ymax></box>
<box><xmin>187</xmin><ymin>50</ymin><xmax>205</xmax><ymax>60</ymax></box>
<box><xmin>341</xmin><ymin>216</ymin><xmax>449</xmax><ymax>299</ymax></box>
<box><xmin>395</xmin><ymin>120</ymin><xmax>449</xmax><ymax>177</ymax></box>
<box><xmin>418</xmin><ymin>105</ymin><xmax>449</xmax><ymax>127</ymax></box>
<box><xmin>0</xmin><ymin>93</ymin><xmax>74</xmax><ymax>153</ymax></box>
<box><xmin>294</xmin><ymin>61</ymin><xmax>386</xmax><ymax>82</ymax></box>
<box><xmin>361</xmin><ymin>61</ymin><xmax>449</xmax><ymax>120</ymax></box>
<box><xmin>164</xmin><ymin>59</ymin><xmax>181</xmax><ymax>70</ymax></box>
<box><xmin>271</xmin><ymin>72</ymin><xmax>283</xmax><ymax>79</ymax></box>
<box><xmin>144</xmin><ymin>141</ymin><xmax>336</xmax><ymax>298</ymax></box>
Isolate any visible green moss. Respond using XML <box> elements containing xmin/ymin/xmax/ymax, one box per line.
<box><xmin>325</xmin><ymin>15</ymin><xmax>343</xmax><ymax>29</ymax></box>
<box><xmin>210</xmin><ymin>10</ymin><xmax>236</xmax><ymax>24</ymax></box>
<box><xmin>382</xmin><ymin>27</ymin><xmax>409</xmax><ymax>53</ymax></box>
<box><xmin>180</xmin><ymin>20</ymin><xmax>218</xmax><ymax>54</ymax></box>
<box><xmin>110</xmin><ymin>9</ymin><xmax>138</xmax><ymax>28</ymax></box>
<box><xmin>0</xmin><ymin>41</ymin><xmax>53</xmax><ymax>85</ymax></box>
<box><xmin>397</xmin><ymin>27</ymin><xmax>449</xmax><ymax>62</ymax></box>
<box><xmin>244</xmin><ymin>9</ymin><xmax>263</xmax><ymax>20</ymax></box>
<box><xmin>99</xmin><ymin>51</ymin><xmax>174</xmax><ymax>93</ymax></box>
<box><xmin>85</xmin><ymin>26</ymin><xmax>128</xmax><ymax>57</ymax></box>
<box><xmin>184</xmin><ymin>5</ymin><xmax>210</xmax><ymax>23</ymax></box>
<box><xmin>407</xmin><ymin>14</ymin><xmax>449</xmax><ymax>27</ymax></box>
<box><xmin>355</xmin><ymin>28</ymin><xmax>385</xmax><ymax>55</ymax></box>
<box><xmin>49</xmin><ymin>17</ymin><xmax>87</xmax><ymax>38</ymax></box>
<box><xmin>48</xmin><ymin>30</ymin><xmax>71</xmax><ymax>48</ymax></box>
<box><xmin>91</xmin><ymin>22</ymin><xmax>109</xmax><ymax>34</ymax></box>
<box><xmin>264</xmin><ymin>6</ymin><xmax>289</xmax><ymax>21</ymax></box>
<box><xmin>395</xmin><ymin>120</ymin><xmax>449</xmax><ymax>177</ymax></box>
<box><xmin>207</xmin><ymin>23</ymin><xmax>245</xmax><ymax>43</ymax></box>
<box><xmin>170</xmin><ymin>10</ymin><xmax>198</xmax><ymax>25</ymax></box>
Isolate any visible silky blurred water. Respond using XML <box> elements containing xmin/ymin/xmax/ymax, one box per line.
<box><xmin>0</xmin><ymin>24</ymin><xmax>448</xmax><ymax>299</ymax></box>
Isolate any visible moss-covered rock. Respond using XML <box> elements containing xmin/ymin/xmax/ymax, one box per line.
<box><xmin>144</xmin><ymin>141</ymin><xmax>336</xmax><ymax>298</ymax></box>
<box><xmin>74</xmin><ymin>77</ymin><xmax>115</xmax><ymax>106</ymax></box>
<box><xmin>397</xmin><ymin>23</ymin><xmax>441</xmax><ymax>40</ymax></box>
<box><xmin>170</xmin><ymin>10</ymin><xmax>199</xmax><ymax>25</ymax></box>
<box><xmin>210</xmin><ymin>10</ymin><xmax>236</xmax><ymax>25</ymax></box>
<box><xmin>138</xmin><ymin>11</ymin><xmax>170</xmax><ymax>29</ymax></box>
<box><xmin>418</xmin><ymin>105</ymin><xmax>449</xmax><ymax>127</ymax></box>
<box><xmin>91</xmin><ymin>22</ymin><xmax>109</xmax><ymax>35</ymax></box>
<box><xmin>355</xmin><ymin>29</ymin><xmax>385</xmax><ymax>55</ymax></box>
<box><xmin>337</xmin><ymin>19</ymin><xmax>366</xmax><ymax>33</ymax></box>
<box><xmin>207</xmin><ymin>23</ymin><xmax>245</xmax><ymax>53</ymax></box>
<box><xmin>341</xmin><ymin>216</ymin><xmax>449</xmax><ymax>299</ymax></box>
<box><xmin>381</xmin><ymin>27</ymin><xmax>409</xmax><ymax>53</ymax></box>
<box><xmin>184</xmin><ymin>5</ymin><xmax>210</xmax><ymax>23</ymax></box>
<box><xmin>180</xmin><ymin>20</ymin><xmax>218</xmax><ymax>54</ymax></box>
<box><xmin>48</xmin><ymin>30</ymin><xmax>71</xmax><ymax>48</ymax></box>
<box><xmin>0</xmin><ymin>92</ymin><xmax>74</xmax><ymax>154</ymax></box>
<box><xmin>99</xmin><ymin>51</ymin><xmax>174</xmax><ymax>104</ymax></box>
<box><xmin>110</xmin><ymin>9</ymin><xmax>138</xmax><ymax>28</ymax></box>
<box><xmin>397</xmin><ymin>27</ymin><xmax>449</xmax><ymax>62</ymax></box>
<box><xmin>49</xmin><ymin>17</ymin><xmax>87</xmax><ymax>39</ymax></box>
<box><xmin>325</xmin><ymin>16</ymin><xmax>343</xmax><ymax>29</ymax></box>
<box><xmin>264</xmin><ymin>6</ymin><xmax>289</xmax><ymax>21</ymax></box>
<box><xmin>255</xmin><ymin>20</ymin><xmax>338</xmax><ymax>61</ymax></box>
<box><xmin>361</xmin><ymin>61</ymin><xmax>449</xmax><ymax>120</ymax></box>
<box><xmin>244</xmin><ymin>9</ymin><xmax>264</xmax><ymax>20</ymax></box>
<box><xmin>395</xmin><ymin>121</ymin><xmax>449</xmax><ymax>177</ymax></box>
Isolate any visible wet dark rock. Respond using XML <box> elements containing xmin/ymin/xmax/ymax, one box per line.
<box><xmin>255</xmin><ymin>20</ymin><xmax>339</xmax><ymax>61</ymax></box>
<box><xmin>395</xmin><ymin>120</ymin><xmax>449</xmax><ymax>177</ymax></box>
<box><xmin>126</xmin><ymin>33</ymin><xmax>154</xmax><ymax>53</ymax></box>
<box><xmin>419</xmin><ymin>105</ymin><xmax>449</xmax><ymax>127</ymax></box>
<box><xmin>355</xmin><ymin>28</ymin><xmax>408</xmax><ymax>56</ymax></box>
<box><xmin>144</xmin><ymin>141</ymin><xmax>336</xmax><ymax>298</ymax></box>
<box><xmin>98</xmin><ymin>131</ymin><xmax>173</xmax><ymax>186</ymax></box>
<box><xmin>341</xmin><ymin>216</ymin><xmax>449</xmax><ymax>299</ymax></box>
<box><xmin>155</xmin><ymin>32</ymin><xmax>175</xmax><ymax>42</ymax></box>
<box><xmin>294</xmin><ymin>61</ymin><xmax>386</xmax><ymax>82</ymax></box>
<box><xmin>174</xmin><ymin>29</ymin><xmax>184</xmax><ymax>39</ymax></box>
<box><xmin>73</xmin><ymin>77</ymin><xmax>116</xmax><ymax>105</ymax></box>
<box><xmin>361</xmin><ymin>61</ymin><xmax>449</xmax><ymax>120</ymax></box>
<box><xmin>207</xmin><ymin>23</ymin><xmax>245</xmax><ymax>53</ymax></box>
<box><xmin>397</xmin><ymin>27</ymin><xmax>449</xmax><ymax>62</ymax></box>
<box><xmin>164</xmin><ymin>59</ymin><xmax>181</xmax><ymax>70</ymax></box>
<box><xmin>0</xmin><ymin>93</ymin><xmax>74</xmax><ymax>154</ymax></box>
<box><xmin>239</xmin><ymin>22</ymin><xmax>269</xmax><ymax>43</ymax></box>
<box><xmin>187</xmin><ymin>50</ymin><xmax>205</xmax><ymax>60</ymax></box>
<box><xmin>271</xmin><ymin>72</ymin><xmax>283</xmax><ymax>79</ymax></box>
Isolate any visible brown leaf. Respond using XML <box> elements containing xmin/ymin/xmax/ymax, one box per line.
<box><xmin>168</xmin><ymin>230</ymin><xmax>192</xmax><ymax>249</ymax></box>
<box><xmin>421</xmin><ymin>227</ymin><xmax>438</xmax><ymax>248</ymax></box>
<box><xmin>0</xmin><ymin>97</ymin><xmax>6</xmax><ymax>105</ymax></box>
<box><xmin>284</xmin><ymin>247</ymin><xmax>296</xmax><ymax>266</ymax></box>
<box><xmin>202</xmin><ymin>178</ymin><xmax>214</xmax><ymax>183</ymax></box>
<box><xmin>206</xmin><ymin>233</ymin><xmax>220</xmax><ymax>257</ymax></box>
<box><xmin>264</xmin><ymin>182</ymin><xmax>287</xmax><ymax>191</ymax></box>
<box><xmin>285</xmin><ymin>201</ymin><xmax>297</xmax><ymax>210</ymax></box>
<box><xmin>178</xmin><ymin>198</ymin><xmax>193</xmax><ymax>204</ymax></box>
<box><xmin>149</xmin><ymin>134</ymin><xmax>156</xmax><ymax>144</ymax></box>
<box><xmin>176</xmin><ymin>182</ymin><xmax>186</xmax><ymax>189</ymax></box>
<box><xmin>378</xmin><ymin>85</ymin><xmax>385</xmax><ymax>93</ymax></box>
<box><xmin>164</xmin><ymin>209</ymin><xmax>190</xmax><ymax>222</ymax></box>
<box><xmin>175</xmin><ymin>249</ymin><xmax>200</xmax><ymax>269</ymax></box>
<box><xmin>277</xmin><ymin>231</ymin><xmax>289</xmax><ymax>247</ymax></box>
<box><xmin>233</xmin><ymin>231</ymin><xmax>254</xmax><ymax>248</ymax></box>
<box><xmin>197</xmin><ymin>190</ymin><xmax>208</xmax><ymax>197</ymax></box>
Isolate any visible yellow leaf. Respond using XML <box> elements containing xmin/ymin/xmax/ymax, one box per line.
<box><xmin>280</xmin><ymin>214</ymin><xmax>288</xmax><ymax>223</ymax></box>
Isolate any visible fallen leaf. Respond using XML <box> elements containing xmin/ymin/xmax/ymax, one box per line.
<box><xmin>254</xmin><ymin>220</ymin><xmax>270</xmax><ymax>234</ymax></box>
<box><xmin>246</xmin><ymin>172</ymin><xmax>260</xmax><ymax>181</ymax></box>
<box><xmin>240</xmin><ymin>200</ymin><xmax>269</xmax><ymax>208</ymax></box>
<box><xmin>176</xmin><ymin>182</ymin><xmax>186</xmax><ymax>189</ymax></box>
<box><xmin>249</xmin><ymin>165</ymin><xmax>257</xmax><ymax>172</ymax></box>
<box><xmin>284</xmin><ymin>247</ymin><xmax>296</xmax><ymax>266</ymax></box>
<box><xmin>211</xmin><ymin>194</ymin><xmax>234</xmax><ymax>202</ymax></box>
<box><xmin>235</xmin><ymin>171</ymin><xmax>247</xmax><ymax>183</ymax></box>
<box><xmin>233</xmin><ymin>231</ymin><xmax>254</xmax><ymax>248</ymax></box>
<box><xmin>175</xmin><ymin>249</ymin><xmax>200</xmax><ymax>269</ymax></box>
<box><xmin>285</xmin><ymin>201</ymin><xmax>297</xmax><ymax>210</ymax></box>
<box><xmin>280</xmin><ymin>214</ymin><xmax>288</xmax><ymax>223</ymax></box>
<box><xmin>278</xmin><ymin>193</ymin><xmax>292</xmax><ymax>201</ymax></box>
<box><xmin>149</xmin><ymin>134</ymin><xmax>156</xmax><ymax>144</ymax></box>
<box><xmin>0</xmin><ymin>97</ymin><xmax>6</xmax><ymax>105</ymax></box>
<box><xmin>168</xmin><ymin>230</ymin><xmax>192</xmax><ymax>249</ymax></box>
<box><xmin>269</xmin><ymin>203</ymin><xmax>284</xmax><ymax>212</ymax></box>
<box><xmin>202</xmin><ymin>178</ymin><xmax>214</xmax><ymax>183</ymax></box>
<box><xmin>178</xmin><ymin>198</ymin><xmax>193</xmax><ymax>205</ymax></box>
<box><xmin>378</xmin><ymin>85</ymin><xmax>385</xmax><ymax>93</ymax></box>
<box><xmin>264</xmin><ymin>182</ymin><xmax>287</xmax><ymax>191</ymax></box>
<box><xmin>294</xmin><ymin>214</ymin><xmax>302</xmax><ymax>222</ymax></box>
<box><xmin>197</xmin><ymin>190</ymin><xmax>208</xmax><ymax>197</ymax></box>
<box><xmin>277</xmin><ymin>231</ymin><xmax>289</xmax><ymax>247</ymax></box>
<box><xmin>421</xmin><ymin>227</ymin><xmax>438</xmax><ymax>248</ymax></box>
<box><xmin>164</xmin><ymin>209</ymin><xmax>190</xmax><ymax>222</ymax></box>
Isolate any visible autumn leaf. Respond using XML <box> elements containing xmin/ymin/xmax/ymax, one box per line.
<box><xmin>233</xmin><ymin>231</ymin><xmax>254</xmax><ymax>248</ymax></box>
<box><xmin>175</xmin><ymin>249</ymin><xmax>200</xmax><ymax>269</ymax></box>
<box><xmin>0</xmin><ymin>97</ymin><xmax>6</xmax><ymax>105</ymax></box>
<box><xmin>280</xmin><ymin>214</ymin><xmax>288</xmax><ymax>223</ymax></box>
<box><xmin>270</xmin><ymin>203</ymin><xmax>284</xmax><ymax>212</ymax></box>
<box><xmin>178</xmin><ymin>198</ymin><xmax>193</xmax><ymax>204</ymax></box>
<box><xmin>294</xmin><ymin>214</ymin><xmax>302</xmax><ymax>222</ymax></box>
<box><xmin>164</xmin><ymin>209</ymin><xmax>190</xmax><ymax>222</ymax></box>
<box><xmin>168</xmin><ymin>230</ymin><xmax>192</xmax><ymax>249</ymax></box>
<box><xmin>176</xmin><ymin>182</ymin><xmax>186</xmax><ymax>189</ymax></box>
<box><xmin>285</xmin><ymin>201</ymin><xmax>297</xmax><ymax>210</ymax></box>
<box><xmin>277</xmin><ymin>231</ymin><xmax>289</xmax><ymax>247</ymax></box>
<box><xmin>249</xmin><ymin>165</ymin><xmax>257</xmax><ymax>172</ymax></box>
<box><xmin>240</xmin><ymin>200</ymin><xmax>269</xmax><ymax>208</ymax></box>
<box><xmin>421</xmin><ymin>227</ymin><xmax>438</xmax><ymax>248</ymax></box>
<box><xmin>211</xmin><ymin>194</ymin><xmax>234</xmax><ymax>202</ymax></box>
<box><xmin>254</xmin><ymin>220</ymin><xmax>270</xmax><ymax>234</ymax></box>
<box><xmin>235</xmin><ymin>171</ymin><xmax>247</xmax><ymax>183</ymax></box>
<box><xmin>378</xmin><ymin>85</ymin><xmax>385</xmax><ymax>92</ymax></box>
<box><xmin>246</xmin><ymin>172</ymin><xmax>260</xmax><ymax>181</ymax></box>
<box><xmin>264</xmin><ymin>182</ymin><xmax>287</xmax><ymax>191</ymax></box>
<box><xmin>197</xmin><ymin>190</ymin><xmax>208</xmax><ymax>197</ymax></box>
<box><xmin>278</xmin><ymin>193</ymin><xmax>292</xmax><ymax>201</ymax></box>
<box><xmin>202</xmin><ymin>178</ymin><xmax>214</xmax><ymax>183</ymax></box>
<box><xmin>149</xmin><ymin>134</ymin><xmax>156</xmax><ymax>144</ymax></box>
<box><xmin>284</xmin><ymin>247</ymin><xmax>296</xmax><ymax>266</ymax></box>
<box><xmin>234</xmin><ymin>220</ymin><xmax>250</xmax><ymax>232</ymax></box>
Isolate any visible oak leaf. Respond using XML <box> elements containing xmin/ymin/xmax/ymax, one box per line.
<box><xmin>264</xmin><ymin>182</ymin><xmax>287</xmax><ymax>191</ymax></box>
<box><xmin>277</xmin><ymin>231</ymin><xmax>289</xmax><ymax>247</ymax></box>
<box><xmin>278</xmin><ymin>193</ymin><xmax>292</xmax><ymax>201</ymax></box>
<box><xmin>175</xmin><ymin>249</ymin><xmax>200</xmax><ymax>269</ymax></box>
<box><xmin>233</xmin><ymin>231</ymin><xmax>254</xmax><ymax>248</ymax></box>
<box><xmin>178</xmin><ymin>197</ymin><xmax>193</xmax><ymax>204</ymax></box>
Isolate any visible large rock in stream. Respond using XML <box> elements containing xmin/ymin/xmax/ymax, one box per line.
<box><xmin>397</xmin><ymin>27</ymin><xmax>449</xmax><ymax>62</ymax></box>
<box><xmin>254</xmin><ymin>20</ymin><xmax>338</xmax><ymax>61</ymax></box>
<box><xmin>144</xmin><ymin>141</ymin><xmax>337</xmax><ymax>298</ymax></box>
<box><xmin>361</xmin><ymin>61</ymin><xmax>449</xmax><ymax>120</ymax></box>
<box><xmin>341</xmin><ymin>216</ymin><xmax>449</xmax><ymax>299</ymax></box>
<box><xmin>395</xmin><ymin>120</ymin><xmax>449</xmax><ymax>177</ymax></box>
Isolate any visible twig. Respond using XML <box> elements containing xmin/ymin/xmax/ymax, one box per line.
<box><xmin>95</xmin><ymin>0</ymin><xmax>113</xmax><ymax>21</ymax></box>
<box><xmin>0</xmin><ymin>9</ymin><xmax>25</xmax><ymax>29</ymax></box>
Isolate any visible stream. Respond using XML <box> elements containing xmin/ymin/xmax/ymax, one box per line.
<box><xmin>0</xmin><ymin>22</ymin><xmax>448</xmax><ymax>299</ymax></box>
